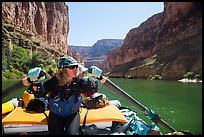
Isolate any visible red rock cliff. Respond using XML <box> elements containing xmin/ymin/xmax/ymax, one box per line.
<box><xmin>104</xmin><ymin>2</ymin><xmax>202</xmax><ymax>80</ymax></box>
<box><xmin>2</xmin><ymin>2</ymin><xmax>70</xmax><ymax>56</ymax></box>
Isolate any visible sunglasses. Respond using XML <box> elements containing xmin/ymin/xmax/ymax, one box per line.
<box><xmin>65</xmin><ymin>65</ymin><xmax>78</xmax><ymax>69</ymax></box>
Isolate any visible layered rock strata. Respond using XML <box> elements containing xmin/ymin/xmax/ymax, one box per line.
<box><xmin>104</xmin><ymin>2</ymin><xmax>202</xmax><ymax>80</ymax></box>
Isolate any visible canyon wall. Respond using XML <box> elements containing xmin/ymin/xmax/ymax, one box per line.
<box><xmin>104</xmin><ymin>2</ymin><xmax>202</xmax><ymax>80</ymax></box>
<box><xmin>2</xmin><ymin>2</ymin><xmax>71</xmax><ymax>57</ymax></box>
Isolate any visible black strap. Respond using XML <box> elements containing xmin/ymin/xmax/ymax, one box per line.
<box><xmin>81</xmin><ymin>109</ymin><xmax>89</xmax><ymax>135</ymax></box>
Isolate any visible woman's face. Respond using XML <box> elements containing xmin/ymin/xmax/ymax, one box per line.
<box><xmin>66</xmin><ymin>65</ymin><xmax>79</xmax><ymax>78</ymax></box>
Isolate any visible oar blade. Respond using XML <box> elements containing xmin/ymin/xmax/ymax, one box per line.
<box><xmin>2</xmin><ymin>80</ymin><xmax>25</xmax><ymax>99</ymax></box>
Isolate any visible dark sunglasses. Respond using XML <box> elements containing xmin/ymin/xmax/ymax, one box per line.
<box><xmin>65</xmin><ymin>65</ymin><xmax>78</xmax><ymax>69</ymax></box>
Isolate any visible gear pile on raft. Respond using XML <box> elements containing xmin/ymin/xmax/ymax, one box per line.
<box><xmin>2</xmin><ymin>91</ymin><xmax>197</xmax><ymax>135</ymax></box>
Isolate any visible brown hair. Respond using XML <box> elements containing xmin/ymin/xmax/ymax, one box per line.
<box><xmin>54</xmin><ymin>68</ymin><xmax>73</xmax><ymax>86</ymax></box>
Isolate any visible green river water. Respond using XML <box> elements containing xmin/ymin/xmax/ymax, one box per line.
<box><xmin>2</xmin><ymin>79</ymin><xmax>202</xmax><ymax>134</ymax></box>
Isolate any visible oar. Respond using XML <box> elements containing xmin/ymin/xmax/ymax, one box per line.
<box><xmin>99</xmin><ymin>76</ymin><xmax>176</xmax><ymax>132</ymax></box>
<box><xmin>2</xmin><ymin>78</ymin><xmax>30</xmax><ymax>99</ymax></box>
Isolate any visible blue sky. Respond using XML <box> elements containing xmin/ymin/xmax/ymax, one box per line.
<box><xmin>66</xmin><ymin>2</ymin><xmax>164</xmax><ymax>46</ymax></box>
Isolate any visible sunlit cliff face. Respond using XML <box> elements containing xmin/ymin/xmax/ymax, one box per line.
<box><xmin>2</xmin><ymin>2</ymin><xmax>69</xmax><ymax>56</ymax></box>
<box><xmin>104</xmin><ymin>2</ymin><xmax>202</xmax><ymax>80</ymax></box>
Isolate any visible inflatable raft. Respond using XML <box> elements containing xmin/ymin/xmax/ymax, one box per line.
<box><xmin>2</xmin><ymin>91</ymin><xmax>127</xmax><ymax>135</ymax></box>
<box><xmin>2</xmin><ymin>91</ymin><xmax>195</xmax><ymax>135</ymax></box>
<box><xmin>2</xmin><ymin>105</ymin><xmax>127</xmax><ymax>125</ymax></box>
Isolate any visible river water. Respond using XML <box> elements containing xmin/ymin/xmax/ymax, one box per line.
<box><xmin>98</xmin><ymin>78</ymin><xmax>202</xmax><ymax>134</ymax></box>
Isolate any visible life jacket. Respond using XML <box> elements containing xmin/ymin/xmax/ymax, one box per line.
<box><xmin>48</xmin><ymin>78</ymin><xmax>83</xmax><ymax>117</ymax></box>
<box><xmin>49</xmin><ymin>92</ymin><xmax>82</xmax><ymax>117</ymax></box>
<box><xmin>48</xmin><ymin>77</ymin><xmax>97</xmax><ymax>117</ymax></box>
